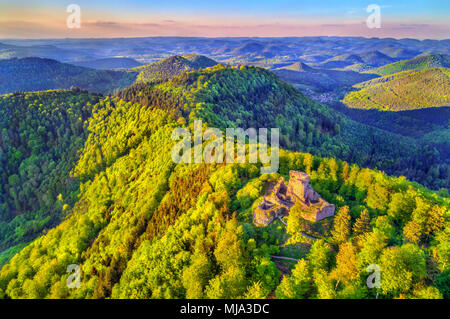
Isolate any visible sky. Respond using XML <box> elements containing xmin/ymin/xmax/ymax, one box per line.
<box><xmin>0</xmin><ymin>0</ymin><xmax>449</xmax><ymax>39</ymax></box>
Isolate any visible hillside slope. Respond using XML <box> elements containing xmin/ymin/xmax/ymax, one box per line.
<box><xmin>343</xmin><ymin>67</ymin><xmax>450</xmax><ymax>111</ymax></box>
<box><xmin>0</xmin><ymin>57</ymin><xmax>137</xmax><ymax>95</ymax></box>
<box><xmin>370</xmin><ymin>54</ymin><xmax>450</xmax><ymax>76</ymax></box>
<box><xmin>0</xmin><ymin>90</ymin><xmax>101</xmax><ymax>256</ymax></box>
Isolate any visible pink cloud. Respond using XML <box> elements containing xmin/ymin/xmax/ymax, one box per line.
<box><xmin>0</xmin><ymin>19</ymin><xmax>448</xmax><ymax>39</ymax></box>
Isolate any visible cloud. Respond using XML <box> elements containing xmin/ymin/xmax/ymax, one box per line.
<box><xmin>0</xmin><ymin>20</ymin><xmax>62</xmax><ymax>37</ymax></box>
<box><xmin>89</xmin><ymin>21</ymin><xmax>118</xmax><ymax>26</ymax></box>
<box><xmin>86</xmin><ymin>21</ymin><xmax>161</xmax><ymax>28</ymax></box>
<box><xmin>393</xmin><ymin>24</ymin><xmax>431</xmax><ymax>30</ymax></box>
<box><xmin>0</xmin><ymin>19</ymin><xmax>448</xmax><ymax>39</ymax></box>
<box><xmin>399</xmin><ymin>24</ymin><xmax>430</xmax><ymax>27</ymax></box>
<box><xmin>321</xmin><ymin>24</ymin><xmax>350</xmax><ymax>28</ymax></box>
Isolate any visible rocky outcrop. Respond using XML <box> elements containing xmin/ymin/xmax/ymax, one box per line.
<box><xmin>253</xmin><ymin>171</ymin><xmax>335</xmax><ymax>226</ymax></box>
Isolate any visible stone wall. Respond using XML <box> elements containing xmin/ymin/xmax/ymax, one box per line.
<box><xmin>286</xmin><ymin>170</ymin><xmax>320</xmax><ymax>203</ymax></box>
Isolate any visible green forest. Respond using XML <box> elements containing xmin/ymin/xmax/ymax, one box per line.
<box><xmin>0</xmin><ymin>89</ymin><xmax>101</xmax><ymax>259</ymax></box>
<box><xmin>0</xmin><ymin>90</ymin><xmax>448</xmax><ymax>298</ymax></box>
<box><xmin>0</xmin><ymin>59</ymin><xmax>449</xmax><ymax>300</ymax></box>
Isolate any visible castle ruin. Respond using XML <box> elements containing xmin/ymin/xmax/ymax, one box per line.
<box><xmin>253</xmin><ymin>171</ymin><xmax>335</xmax><ymax>227</ymax></box>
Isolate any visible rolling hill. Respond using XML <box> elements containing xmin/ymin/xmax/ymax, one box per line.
<box><xmin>0</xmin><ymin>63</ymin><xmax>447</xmax><ymax>261</ymax></box>
<box><xmin>358</xmin><ymin>51</ymin><xmax>396</xmax><ymax>66</ymax></box>
<box><xmin>319</xmin><ymin>51</ymin><xmax>395</xmax><ymax>70</ymax></box>
<box><xmin>273</xmin><ymin>62</ymin><xmax>378</xmax><ymax>92</ymax></box>
<box><xmin>231</xmin><ymin>42</ymin><xmax>267</xmax><ymax>56</ymax></box>
<box><xmin>277</xmin><ymin>62</ymin><xmax>314</xmax><ymax>72</ymax></box>
<box><xmin>343</xmin><ymin>67</ymin><xmax>450</xmax><ymax>111</ymax></box>
<box><xmin>341</xmin><ymin>63</ymin><xmax>376</xmax><ymax>73</ymax></box>
<box><xmin>0</xmin><ymin>57</ymin><xmax>137</xmax><ymax>95</ymax></box>
<box><xmin>131</xmin><ymin>54</ymin><xmax>218</xmax><ymax>83</ymax></box>
<box><xmin>318</xmin><ymin>53</ymin><xmax>364</xmax><ymax>69</ymax></box>
<box><xmin>377</xmin><ymin>47</ymin><xmax>421</xmax><ymax>60</ymax></box>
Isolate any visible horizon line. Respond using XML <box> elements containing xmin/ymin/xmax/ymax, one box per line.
<box><xmin>1</xmin><ymin>35</ymin><xmax>449</xmax><ymax>41</ymax></box>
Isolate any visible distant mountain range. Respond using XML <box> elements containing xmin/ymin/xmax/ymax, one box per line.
<box><xmin>1</xmin><ymin>37</ymin><xmax>449</xmax><ymax>67</ymax></box>
<box><xmin>70</xmin><ymin>57</ymin><xmax>143</xmax><ymax>70</ymax></box>
<box><xmin>0</xmin><ymin>42</ymin><xmax>99</xmax><ymax>61</ymax></box>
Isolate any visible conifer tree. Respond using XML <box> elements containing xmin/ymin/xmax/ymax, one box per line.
<box><xmin>331</xmin><ymin>206</ymin><xmax>351</xmax><ymax>245</ymax></box>
<box><xmin>276</xmin><ymin>259</ymin><xmax>311</xmax><ymax>299</ymax></box>
<box><xmin>353</xmin><ymin>209</ymin><xmax>371</xmax><ymax>238</ymax></box>
<box><xmin>307</xmin><ymin>239</ymin><xmax>330</xmax><ymax>271</ymax></box>
<box><xmin>331</xmin><ymin>242</ymin><xmax>359</xmax><ymax>291</ymax></box>
<box><xmin>403</xmin><ymin>220</ymin><xmax>422</xmax><ymax>244</ymax></box>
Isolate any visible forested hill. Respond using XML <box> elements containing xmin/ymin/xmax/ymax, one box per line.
<box><xmin>0</xmin><ymin>87</ymin><xmax>448</xmax><ymax>299</ymax></box>
<box><xmin>0</xmin><ymin>57</ymin><xmax>137</xmax><ymax>95</ymax></box>
<box><xmin>343</xmin><ymin>67</ymin><xmax>450</xmax><ymax>111</ymax></box>
<box><xmin>370</xmin><ymin>54</ymin><xmax>450</xmax><ymax>76</ymax></box>
<box><xmin>131</xmin><ymin>54</ymin><xmax>218</xmax><ymax>83</ymax></box>
<box><xmin>118</xmin><ymin>64</ymin><xmax>450</xmax><ymax>190</ymax></box>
